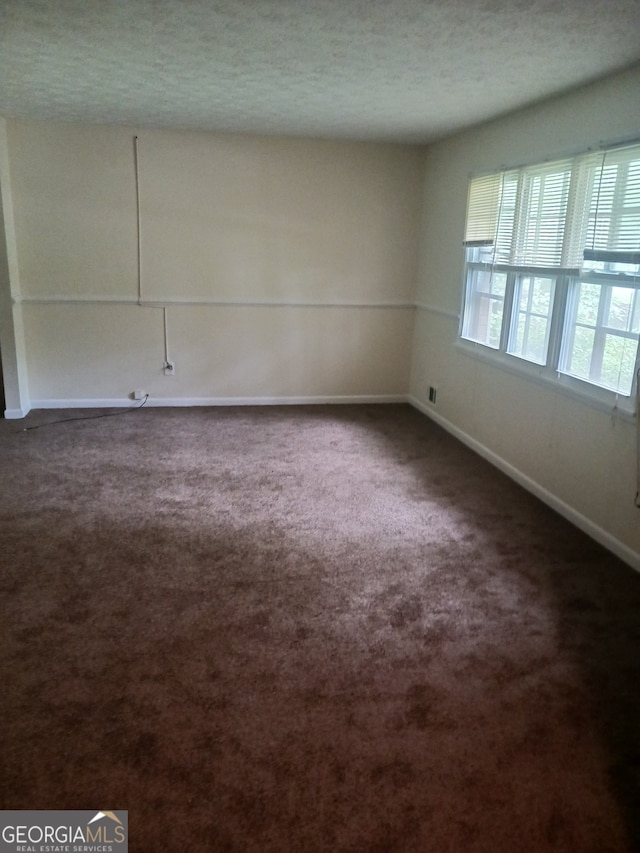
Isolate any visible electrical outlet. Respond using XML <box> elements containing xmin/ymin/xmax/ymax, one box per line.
<box><xmin>132</xmin><ymin>389</ymin><xmax>147</xmax><ymax>401</ymax></box>
<box><xmin>163</xmin><ymin>361</ymin><xmax>175</xmax><ymax>376</ymax></box>
<box><xmin>428</xmin><ymin>386</ymin><xmax>437</xmax><ymax>404</ymax></box>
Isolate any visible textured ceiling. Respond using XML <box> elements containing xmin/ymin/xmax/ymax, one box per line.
<box><xmin>1</xmin><ymin>0</ymin><xmax>640</xmax><ymax>144</ymax></box>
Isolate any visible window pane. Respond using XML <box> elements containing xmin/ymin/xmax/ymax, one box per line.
<box><xmin>466</xmin><ymin>244</ymin><xmax>495</xmax><ymax>264</ymax></box>
<box><xmin>491</xmin><ymin>275</ymin><xmax>506</xmax><ymax>297</ymax></box>
<box><xmin>464</xmin><ymin>295</ymin><xmax>504</xmax><ymax>348</ymax></box>
<box><xmin>486</xmin><ymin>299</ymin><xmax>504</xmax><ymax>348</ymax></box>
<box><xmin>575</xmin><ymin>282</ymin><xmax>600</xmax><ymax>326</ymax></box>
<box><xmin>607</xmin><ymin>287</ymin><xmax>634</xmax><ymax>332</ymax></box>
<box><xmin>477</xmin><ymin>244</ymin><xmax>495</xmax><ymax>264</ymax></box>
<box><xmin>507</xmin><ymin>276</ymin><xmax>554</xmax><ymax>365</ymax></box>
<box><xmin>601</xmin><ymin>334</ymin><xmax>638</xmax><ymax>395</ymax></box>
<box><xmin>512</xmin><ymin>314</ymin><xmax>526</xmax><ymax>351</ymax></box>
<box><xmin>527</xmin><ymin>316</ymin><xmax>549</xmax><ymax>363</ymax></box>
<box><xmin>567</xmin><ymin>326</ymin><xmax>595</xmax><ymax>379</ymax></box>
<box><xmin>476</xmin><ymin>269</ymin><xmax>505</xmax><ymax>297</ymax></box>
<box><xmin>462</xmin><ymin>270</ymin><xmax>506</xmax><ymax>349</ymax></box>
<box><xmin>632</xmin><ymin>294</ymin><xmax>640</xmax><ymax>334</ymax></box>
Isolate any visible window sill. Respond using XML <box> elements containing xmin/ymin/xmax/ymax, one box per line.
<box><xmin>455</xmin><ymin>338</ymin><xmax>637</xmax><ymax>422</ymax></box>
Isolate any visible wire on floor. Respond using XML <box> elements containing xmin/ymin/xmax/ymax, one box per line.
<box><xmin>22</xmin><ymin>394</ymin><xmax>149</xmax><ymax>432</ymax></box>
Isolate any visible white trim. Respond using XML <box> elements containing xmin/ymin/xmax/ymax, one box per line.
<box><xmin>142</xmin><ymin>299</ymin><xmax>416</xmax><ymax>309</ymax></box>
<box><xmin>18</xmin><ymin>295</ymin><xmax>416</xmax><ymax>309</ymax></box>
<box><xmin>408</xmin><ymin>395</ymin><xmax>640</xmax><ymax>574</ymax></box>
<box><xmin>16</xmin><ymin>294</ymin><xmax>139</xmax><ymax>305</ymax></box>
<box><xmin>415</xmin><ymin>302</ymin><xmax>459</xmax><ymax>320</ymax></box>
<box><xmin>4</xmin><ymin>406</ymin><xmax>30</xmax><ymax>419</ymax></box>
<box><xmin>30</xmin><ymin>394</ymin><xmax>408</xmax><ymax>410</ymax></box>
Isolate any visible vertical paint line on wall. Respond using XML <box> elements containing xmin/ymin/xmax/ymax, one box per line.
<box><xmin>133</xmin><ymin>135</ymin><xmax>142</xmax><ymax>304</ymax></box>
<box><xmin>133</xmin><ymin>135</ymin><xmax>170</xmax><ymax>369</ymax></box>
<box><xmin>163</xmin><ymin>306</ymin><xmax>170</xmax><ymax>365</ymax></box>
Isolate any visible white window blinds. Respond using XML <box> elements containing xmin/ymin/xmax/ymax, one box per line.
<box><xmin>463</xmin><ymin>173</ymin><xmax>501</xmax><ymax>246</ymax></box>
<box><xmin>511</xmin><ymin>161</ymin><xmax>573</xmax><ymax>267</ymax></box>
<box><xmin>464</xmin><ymin>141</ymin><xmax>640</xmax><ymax>270</ymax></box>
<box><xmin>585</xmin><ymin>145</ymin><xmax>640</xmax><ymax>264</ymax></box>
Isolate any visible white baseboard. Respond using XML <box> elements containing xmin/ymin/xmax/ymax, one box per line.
<box><xmin>4</xmin><ymin>407</ymin><xmax>31</xmax><ymax>419</ymax></box>
<box><xmin>408</xmin><ymin>395</ymin><xmax>640</xmax><ymax>574</ymax></box>
<box><xmin>29</xmin><ymin>394</ymin><xmax>408</xmax><ymax>410</ymax></box>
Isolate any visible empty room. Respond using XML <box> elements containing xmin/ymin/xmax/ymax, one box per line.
<box><xmin>1</xmin><ymin>1</ymin><xmax>640</xmax><ymax>851</ymax></box>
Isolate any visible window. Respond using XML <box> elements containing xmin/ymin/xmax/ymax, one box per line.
<box><xmin>460</xmin><ymin>142</ymin><xmax>640</xmax><ymax>412</ymax></box>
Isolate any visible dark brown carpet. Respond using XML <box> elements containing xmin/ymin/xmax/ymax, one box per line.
<box><xmin>1</xmin><ymin>404</ymin><xmax>639</xmax><ymax>851</ymax></box>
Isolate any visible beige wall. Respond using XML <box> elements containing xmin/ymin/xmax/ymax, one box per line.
<box><xmin>4</xmin><ymin>120</ymin><xmax>424</xmax><ymax>404</ymax></box>
<box><xmin>410</xmin><ymin>64</ymin><xmax>640</xmax><ymax>564</ymax></box>
<box><xmin>138</xmin><ymin>129</ymin><xmax>420</xmax><ymax>305</ymax></box>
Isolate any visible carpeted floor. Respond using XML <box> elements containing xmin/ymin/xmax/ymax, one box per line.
<box><xmin>1</xmin><ymin>403</ymin><xmax>639</xmax><ymax>851</ymax></box>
